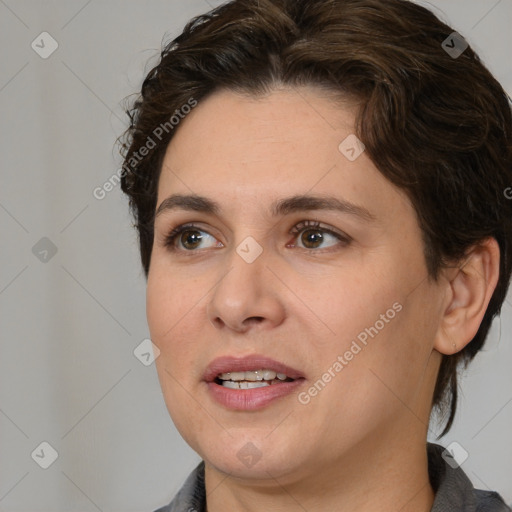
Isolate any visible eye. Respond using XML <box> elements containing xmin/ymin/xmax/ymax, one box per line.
<box><xmin>288</xmin><ymin>220</ymin><xmax>350</xmax><ymax>250</ymax></box>
<box><xmin>163</xmin><ymin>220</ymin><xmax>350</xmax><ymax>253</ymax></box>
<box><xmin>164</xmin><ymin>223</ymin><xmax>223</xmax><ymax>251</ymax></box>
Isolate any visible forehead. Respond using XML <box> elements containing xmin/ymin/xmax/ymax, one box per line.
<box><xmin>162</xmin><ymin>87</ymin><xmax>352</xmax><ymax>180</ymax></box>
<box><xmin>157</xmin><ymin>87</ymin><xmax>413</xmax><ymax>222</ymax></box>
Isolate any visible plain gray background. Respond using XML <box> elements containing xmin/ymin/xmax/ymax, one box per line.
<box><xmin>0</xmin><ymin>0</ymin><xmax>511</xmax><ymax>510</ymax></box>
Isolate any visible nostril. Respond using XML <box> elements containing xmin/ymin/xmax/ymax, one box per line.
<box><xmin>212</xmin><ymin>317</ymin><xmax>224</xmax><ymax>327</ymax></box>
<box><xmin>245</xmin><ymin>316</ymin><xmax>264</xmax><ymax>325</ymax></box>
<box><xmin>235</xmin><ymin>316</ymin><xmax>264</xmax><ymax>332</ymax></box>
<box><xmin>209</xmin><ymin>316</ymin><xmax>265</xmax><ymax>332</ymax></box>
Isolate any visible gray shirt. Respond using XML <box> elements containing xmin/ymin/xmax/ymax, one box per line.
<box><xmin>154</xmin><ymin>443</ymin><xmax>511</xmax><ymax>511</ymax></box>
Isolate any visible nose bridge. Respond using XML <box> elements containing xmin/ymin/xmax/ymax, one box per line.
<box><xmin>207</xmin><ymin>235</ymin><xmax>285</xmax><ymax>331</ymax></box>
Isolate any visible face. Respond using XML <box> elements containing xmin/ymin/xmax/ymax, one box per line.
<box><xmin>146</xmin><ymin>86</ymin><xmax>445</xmax><ymax>483</ymax></box>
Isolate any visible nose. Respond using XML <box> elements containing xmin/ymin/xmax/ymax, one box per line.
<box><xmin>206</xmin><ymin>244</ymin><xmax>286</xmax><ymax>333</ymax></box>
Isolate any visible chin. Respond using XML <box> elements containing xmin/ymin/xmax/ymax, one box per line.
<box><xmin>197</xmin><ymin>430</ymin><xmax>307</xmax><ymax>481</ymax></box>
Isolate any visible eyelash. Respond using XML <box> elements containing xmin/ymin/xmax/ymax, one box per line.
<box><xmin>163</xmin><ymin>220</ymin><xmax>351</xmax><ymax>253</ymax></box>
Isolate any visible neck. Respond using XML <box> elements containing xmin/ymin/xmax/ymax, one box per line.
<box><xmin>204</xmin><ymin>431</ymin><xmax>435</xmax><ymax>512</ymax></box>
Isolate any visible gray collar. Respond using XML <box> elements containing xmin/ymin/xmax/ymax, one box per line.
<box><xmin>428</xmin><ymin>443</ymin><xmax>510</xmax><ymax>511</ymax></box>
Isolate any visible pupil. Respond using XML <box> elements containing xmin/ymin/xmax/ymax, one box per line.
<box><xmin>302</xmin><ymin>229</ymin><xmax>323</xmax><ymax>248</ymax></box>
<box><xmin>182</xmin><ymin>230</ymin><xmax>202</xmax><ymax>249</ymax></box>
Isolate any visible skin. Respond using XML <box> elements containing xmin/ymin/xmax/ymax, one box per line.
<box><xmin>146</xmin><ymin>86</ymin><xmax>500</xmax><ymax>512</ymax></box>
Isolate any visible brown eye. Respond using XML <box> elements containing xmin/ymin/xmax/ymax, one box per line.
<box><xmin>164</xmin><ymin>224</ymin><xmax>222</xmax><ymax>251</ymax></box>
<box><xmin>290</xmin><ymin>220</ymin><xmax>349</xmax><ymax>250</ymax></box>
<box><xmin>180</xmin><ymin>230</ymin><xmax>203</xmax><ymax>250</ymax></box>
<box><xmin>300</xmin><ymin>229</ymin><xmax>325</xmax><ymax>249</ymax></box>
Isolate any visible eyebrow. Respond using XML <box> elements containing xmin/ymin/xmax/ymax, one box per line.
<box><xmin>155</xmin><ymin>193</ymin><xmax>376</xmax><ymax>222</ymax></box>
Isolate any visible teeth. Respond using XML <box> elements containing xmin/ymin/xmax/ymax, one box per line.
<box><xmin>228</xmin><ymin>371</ymin><xmax>245</xmax><ymax>381</ymax></box>
<box><xmin>221</xmin><ymin>380</ymin><xmax>239</xmax><ymax>389</ymax></box>
<box><xmin>221</xmin><ymin>380</ymin><xmax>270</xmax><ymax>389</ymax></box>
<box><xmin>262</xmin><ymin>370</ymin><xmax>277</xmax><ymax>380</ymax></box>
<box><xmin>218</xmin><ymin>369</ymin><xmax>287</xmax><ymax>382</ymax></box>
<box><xmin>244</xmin><ymin>371</ymin><xmax>260</xmax><ymax>382</ymax></box>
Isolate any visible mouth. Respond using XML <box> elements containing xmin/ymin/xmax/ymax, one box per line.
<box><xmin>204</xmin><ymin>355</ymin><xmax>306</xmax><ymax>410</ymax></box>
<box><xmin>214</xmin><ymin>369</ymin><xmax>296</xmax><ymax>389</ymax></box>
<box><xmin>204</xmin><ymin>354</ymin><xmax>304</xmax><ymax>383</ymax></box>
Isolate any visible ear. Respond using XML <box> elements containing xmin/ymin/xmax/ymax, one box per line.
<box><xmin>434</xmin><ymin>237</ymin><xmax>500</xmax><ymax>355</ymax></box>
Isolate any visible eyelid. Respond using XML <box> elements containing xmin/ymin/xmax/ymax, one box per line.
<box><xmin>289</xmin><ymin>219</ymin><xmax>349</xmax><ymax>239</ymax></box>
<box><xmin>287</xmin><ymin>220</ymin><xmax>351</xmax><ymax>249</ymax></box>
<box><xmin>162</xmin><ymin>219</ymin><xmax>351</xmax><ymax>252</ymax></box>
<box><xmin>163</xmin><ymin>222</ymin><xmax>222</xmax><ymax>251</ymax></box>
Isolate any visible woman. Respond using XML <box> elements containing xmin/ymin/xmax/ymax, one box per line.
<box><xmin>119</xmin><ymin>0</ymin><xmax>512</xmax><ymax>510</ymax></box>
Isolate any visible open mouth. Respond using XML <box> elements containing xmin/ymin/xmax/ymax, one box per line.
<box><xmin>214</xmin><ymin>369</ymin><xmax>295</xmax><ymax>389</ymax></box>
<box><xmin>205</xmin><ymin>355</ymin><xmax>305</xmax><ymax>410</ymax></box>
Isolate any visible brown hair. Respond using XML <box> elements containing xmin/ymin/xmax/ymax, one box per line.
<box><xmin>119</xmin><ymin>0</ymin><xmax>512</xmax><ymax>436</ymax></box>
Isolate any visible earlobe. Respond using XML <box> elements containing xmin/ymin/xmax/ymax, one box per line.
<box><xmin>434</xmin><ymin>237</ymin><xmax>500</xmax><ymax>356</ymax></box>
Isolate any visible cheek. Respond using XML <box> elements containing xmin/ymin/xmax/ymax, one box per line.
<box><xmin>306</xmin><ymin>265</ymin><xmax>434</xmax><ymax>408</ymax></box>
<box><xmin>146</xmin><ymin>266</ymin><xmax>208</xmax><ymax>380</ymax></box>
<box><xmin>310</xmin><ymin>266</ymin><xmax>401</xmax><ymax>342</ymax></box>
<box><xmin>146</xmin><ymin>277</ymin><xmax>173</xmax><ymax>340</ymax></box>
<box><xmin>146</xmin><ymin>265</ymin><xmax>196</xmax><ymax>339</ymax></box>
<box><xmin>147</xmin><ymin>270</ymin><xmax>208</xmax><ymax>437</ymax></box>
<box><xmin>330</xmin><ymin>285</ymin><xmax>438</xmax><ymax>420</ymax></box>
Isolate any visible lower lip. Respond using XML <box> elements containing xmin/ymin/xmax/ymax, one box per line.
<box><xmin>206</xmin><ymin>380</ymin><xmax>305</xmax><ymax>410</ymax></box>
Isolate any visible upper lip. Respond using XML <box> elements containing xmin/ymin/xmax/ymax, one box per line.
<box><xmin>203</xmin><ymin>354</ymin><xmax>305</xmax><ymax>382</ymax></box>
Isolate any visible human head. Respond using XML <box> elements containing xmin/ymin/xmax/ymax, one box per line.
<box><xmin>119</xmin><ymin>0</ymin><xmax>512</xmax><ymax>437</ymax></box>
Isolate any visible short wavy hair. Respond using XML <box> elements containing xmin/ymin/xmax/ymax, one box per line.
<box><xmin>119</xmin><ymin>0</ymin><xmax>512</xmax><ymax>436</ymax></box>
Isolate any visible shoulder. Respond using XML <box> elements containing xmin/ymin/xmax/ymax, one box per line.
<box><xmin>474</xmin><ymin>489</ymin><xmax>512</xmax><ymax>512</ymax></box>
<box><xmin>428</xmin><ymin>443</ymin><xmax>511</xmax><ymax>512</ymax></box>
